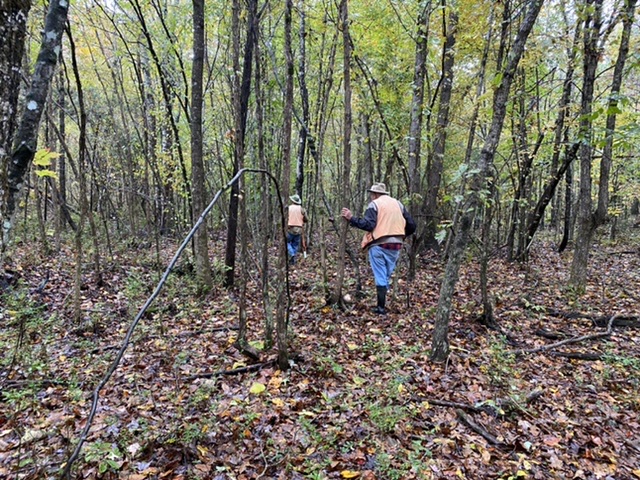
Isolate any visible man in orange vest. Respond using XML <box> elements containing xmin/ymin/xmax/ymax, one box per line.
<box><xmin>341</xmin><ymin>183</ymin><xmax>416</xmax><ymax>314</ymax></box>
<box><xmin>287</xmin><ymin>194</ymin><xmax>307</xmax><ymax>265</ymax></box>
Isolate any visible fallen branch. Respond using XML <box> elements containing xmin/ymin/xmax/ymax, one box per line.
<box><xmin>534</xmin><ymin>328</ymin><xmax>567</xmax><ymax>340</ymax></box>
<box><xmin>61</xmin><ymin>168</ymin><xmax>290</xmax><ymax>478</ymax></box>
<box><xmin>414</xmin><ymin>389</ymin><xmax>543</xmax><ymax>417</ymax></box>
<box><xmin>185</xmin><ymin>360</ymin><xmax>277</xmax><ymax>381</ymax></box>
<box><xmin>548</xmin><ymin>351</ymin><xmax>603</xmax><ymax>361</ymax></box>
<box><xmin>544</xmin><ymin>309</ymin><xmax>638</xmax><ymax>327</ymax></box>
<box><xmin>1</xmin><ymin>378</ymin><xmax>68</xmax><ymax>390</ymax></box>
<box><xmin>418</xmin><ymin>398</ymin><xmax>482</xmax><ymax>412</ymax></box>
<box><xmin>456</xmin><ymin>409</ymin><xmax>503</xmax><ymax>446</ymax></box>
<box><xmin>514</xmin><ymin>315</ymin><xmax>616</xmax><ymax>356</ymax></box>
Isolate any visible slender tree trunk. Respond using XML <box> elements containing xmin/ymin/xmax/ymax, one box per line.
<box><xmin>130</xmin><ymin>0</ymin><xmax>192</xmax><ymax>227</ymax></box>
<box><xmin>191</xmin><ymin>0</ymin><xmax>212</xmax><ymax>289</ymax></box>
<box><xmin>431</xmin><ymin>0</ymin><xmax>544</xmax><ymax>362</ymax></box>
<box><xmin>254</xmin><ymin>19</ymin><xmax>274</xmax><ymax>348</ymax></box>
<box><xmin>329</xmin><ymin>0</ymin><xmax>352</xmax><ymax>307</ymax></box>
<box><xmin>519</xmin><ymin>18</ymin><xmax>580</xmax><ymax>258</ymax></box>
<box><xmin>444</xmin><ymin>3</ymin><xmax>494</xmax><ymax>259</ymax></box>
<box><xmin>569</xmin><ymin>0</ymin><xmax>603</xmax><ymax>291</ymax></box>
<box><xmin>295</xmin><ymin>0</ymin><xmax>309</xmax><ymax>199</ymax></box>
<box><xmin>420</xmin><ymin>4</ymin><xmax>457</xmax><ymax>255</ymax></box>
<box><xmin>407</xmin><ymin>0</ymin><xmax>431</xmax><ymax>199</ymax></box>
<box><xmin>224</xmin><ymin>0</ymin><xmax>256</xmax><ymax>287</ymax></box>
<box><xmin>595</xmin><ymin>0</ymin><xmax>635</xmax><ymax>224</ymax></box>
<box><xmin>275</xmin><ymin>0</ymin><xmax>295</xmax><ymax>370</ymax></box>
<box><xmin>558</xmin><ymin>158</ymin><xmax>574</xmax><ymax>253</ymax></box>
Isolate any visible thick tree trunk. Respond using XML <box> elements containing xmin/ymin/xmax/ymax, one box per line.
<box><xmin>1</xmin><ymin>0</ymin><xmax>32</xmax><ymax>259</ymax></box>
<box><xmin>1</xmin><ymin>0</ymin><xmax>67</xmax><ymax>261</ymax></box>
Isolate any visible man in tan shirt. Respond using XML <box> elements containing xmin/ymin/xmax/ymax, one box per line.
<box><xmin>341</xmin><ymin>183</ymin><xmax>416</xmax><ymax>314</ymax></box>
<box><xmin>287</xmin><ymin>194</ymin><xmax>307</xmax><ymax>265</ymax></box>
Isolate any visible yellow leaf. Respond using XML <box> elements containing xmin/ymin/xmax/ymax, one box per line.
<box><xmin>340</xmin><ymin>471</ymin><xmax>360</xmax><ymax>478</ymax></box>
<box><xmin>197</xmin><ymin>445</ymin><xmax>209</xmax><ymax>456</ymax></box>
<box><xmin>633</xmin><ymin>469</ymin><xmax>640</xmax><ymax>478</ymax></box>
<box><xmin>268</xmin><ymin>376</ymin><xmax>283</xmax><ymax>389</ymax></box>
<box><xmin>347</xmin><ymin>343</ymin><xmax>358</xmax><ymax>350</ymax></box>
<box><xmin>59</xmin><ymin>355</ymin><xmax>67</xmax><ymax>362</ymax></box>
<box><xmin>271</xmin><ymin>398</ymin><xmax>285</xmax><ymax>408</ymax></box>
<box><xmin>322</xmin><ymin>306</ymin><xmax>332</xmax><ymax>314</ymax></box>
<box><xmin>250</xmin><ymin>382</ymin><xmax>266</xmax><ymax>394</ymax></box>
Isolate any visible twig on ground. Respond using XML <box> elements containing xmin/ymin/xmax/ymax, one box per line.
<box><xmin>514</xmin><ymin>315</ymin><xmax>616</xmax><ymax>356</ymax></box>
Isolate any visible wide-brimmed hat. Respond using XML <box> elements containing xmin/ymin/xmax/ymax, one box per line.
<box><xmin>367</xmin><ymin>183</ymin><xmax>389</xmax><ymax>195</ymax></box>
<box><xmin>289</xmin><ymin>194</ymin><xmax>302</xmax><ymax>205</ymax></box>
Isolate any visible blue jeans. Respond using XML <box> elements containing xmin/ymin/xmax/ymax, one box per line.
<box><xmin>287</xmin><ymin>233</ymin><xmax>301</xmax><ymax>258</ymax></box>
<box><xmin>368</xmin><ymin>245</ymin><xmax>401</xmax><ymax>287</ymax></box>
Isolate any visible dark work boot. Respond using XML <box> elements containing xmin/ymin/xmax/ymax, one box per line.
<box><xmin>373</xmin><ymin>286</ymin><xmax>387</xmax><ymax>315</ymax></box>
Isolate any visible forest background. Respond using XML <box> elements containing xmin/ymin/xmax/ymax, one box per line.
<box><xmin>1</xmin><ymin>0</ymin><xmax>640</xmax><ymax>478</ymax></box>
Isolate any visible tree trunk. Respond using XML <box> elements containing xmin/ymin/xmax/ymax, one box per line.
<box><xmin>407</xmin><ymin>0</ymin><xmax>431</xmax><ymax>199</ymax></box>
<box><xmin>275</xmin><ymin>0</ymin><xmax>295</xmax><ymax>370</ymax></box>
<box><xmin>252</xmin><ymin>10</ymin><xmax>274</xmax><ymax>348</ymax></box>
<box><xmin>431</xmin><ymin>0</ymin><xmax>544</xmax><ymax>362</ymax></box>
<box><xmin>517</xmin><ymin>18</ymin><xmax>580</xmax><ymax>260</ymax></box>
<box><xmin>295</xmin><ymin>0</ymin><xmax>309</xmax><ymax>199</ymax></box>
<box><xmin>1</xmin><ymin>0</ymin><xmax>67</xmax><ymax>262</ymax></box>
<box><xmin>595</xmin><ymin>0</ymin><xmax>636</xmax><ymax>224</ymax></box>
<box><xmin>224</xmin><ymin>0</ymin><xmax>256</xmax><ymax>287</ymax></box>
<box><xmin>569</xmin><ymin>0</ymin><xmax>603</xmax><ymax>291</ymax></box>
<box><xmin>420</xmin><ymin>5</ymin><xmax>458</xmax><ymax>255</ymax></box>
<box><xmin>191</xmin><ymin>0</ymin><xmax>212</xmax><ymax>290</ymax></box>
<box><xmin>329</xmin><ymin>0</ymin><xmax>352</xmax><ymax>307</ymax></box>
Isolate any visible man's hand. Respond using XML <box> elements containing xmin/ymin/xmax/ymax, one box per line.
<box><xmin>341</xmin><ymin>208</ymin><xmax>352</xmax><ymax>221</ymax></box>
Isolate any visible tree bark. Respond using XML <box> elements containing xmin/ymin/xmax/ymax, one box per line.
<box><xmin>569</xmin><ymin>0</ymin><xmax>604</xmax><ymax>291</ymax></box>
<box><xmin>329</xmin><ymin>0</ymin><xmax>352</xmax><ymax>307</ymax></box>
<box><xmin>420</xmin><ymin>4</ymin><xmax>457</xmax><ymax>254</ymax></box>
<box><xmin>431</xmin><ymin>0</ymin><xmax>544</xmax><ymax>362</ymax></box>
<box><xmin>1</xmin><ymin>0</ymin><xmax>67</xmax><ymax>261</ymax></box>
<box><xmin>224</xmin><ymin>0</ymin><xmax>256</xmax><ymax>287</ymax></box>
<box><xmin>191</xmin><ymin>0</ymin><xmax>212</xmax><ymax>289</ymax></box>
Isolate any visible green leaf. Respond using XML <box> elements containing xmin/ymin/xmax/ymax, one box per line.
<box><xmin>33</xmin><ymin>148</ymin><xmax>61</xmax><ymax>168</ymax></box>
<box><xmin>250</xmin><ymin>382</ymin><xmax>266</xmax><ymax>394</ymax></box>
<box><xmin>35</xmin><ymin>169</ymin><xmax>58</xmax><ymax>179</ymax></box>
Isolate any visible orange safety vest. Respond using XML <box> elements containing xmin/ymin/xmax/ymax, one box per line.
<box><xmin>361</xmin><ymin>195</ymin><xmax>406</xmax><ymax>249</ymax></box>
<box><xmin>288</xmin><ymin>205</ymin><xmax>305</xmax><ymax>227</ymax></box>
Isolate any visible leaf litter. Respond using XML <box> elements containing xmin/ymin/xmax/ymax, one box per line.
<box><xmin>0</xmin><ymin>232</ymin><xmax>639</xmax><ymax>479</ymax></box>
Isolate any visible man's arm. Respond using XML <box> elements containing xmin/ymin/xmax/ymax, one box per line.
<box><xmin>344</xmin><ymin>202</ymin><xmax>377</xmax><ymax>232</ymax></box>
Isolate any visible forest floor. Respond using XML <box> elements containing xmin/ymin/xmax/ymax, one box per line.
<box><xmin>1</xmin><ymin>226</ymin><xmax>639</xmax><ymax>480</ymax></box>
